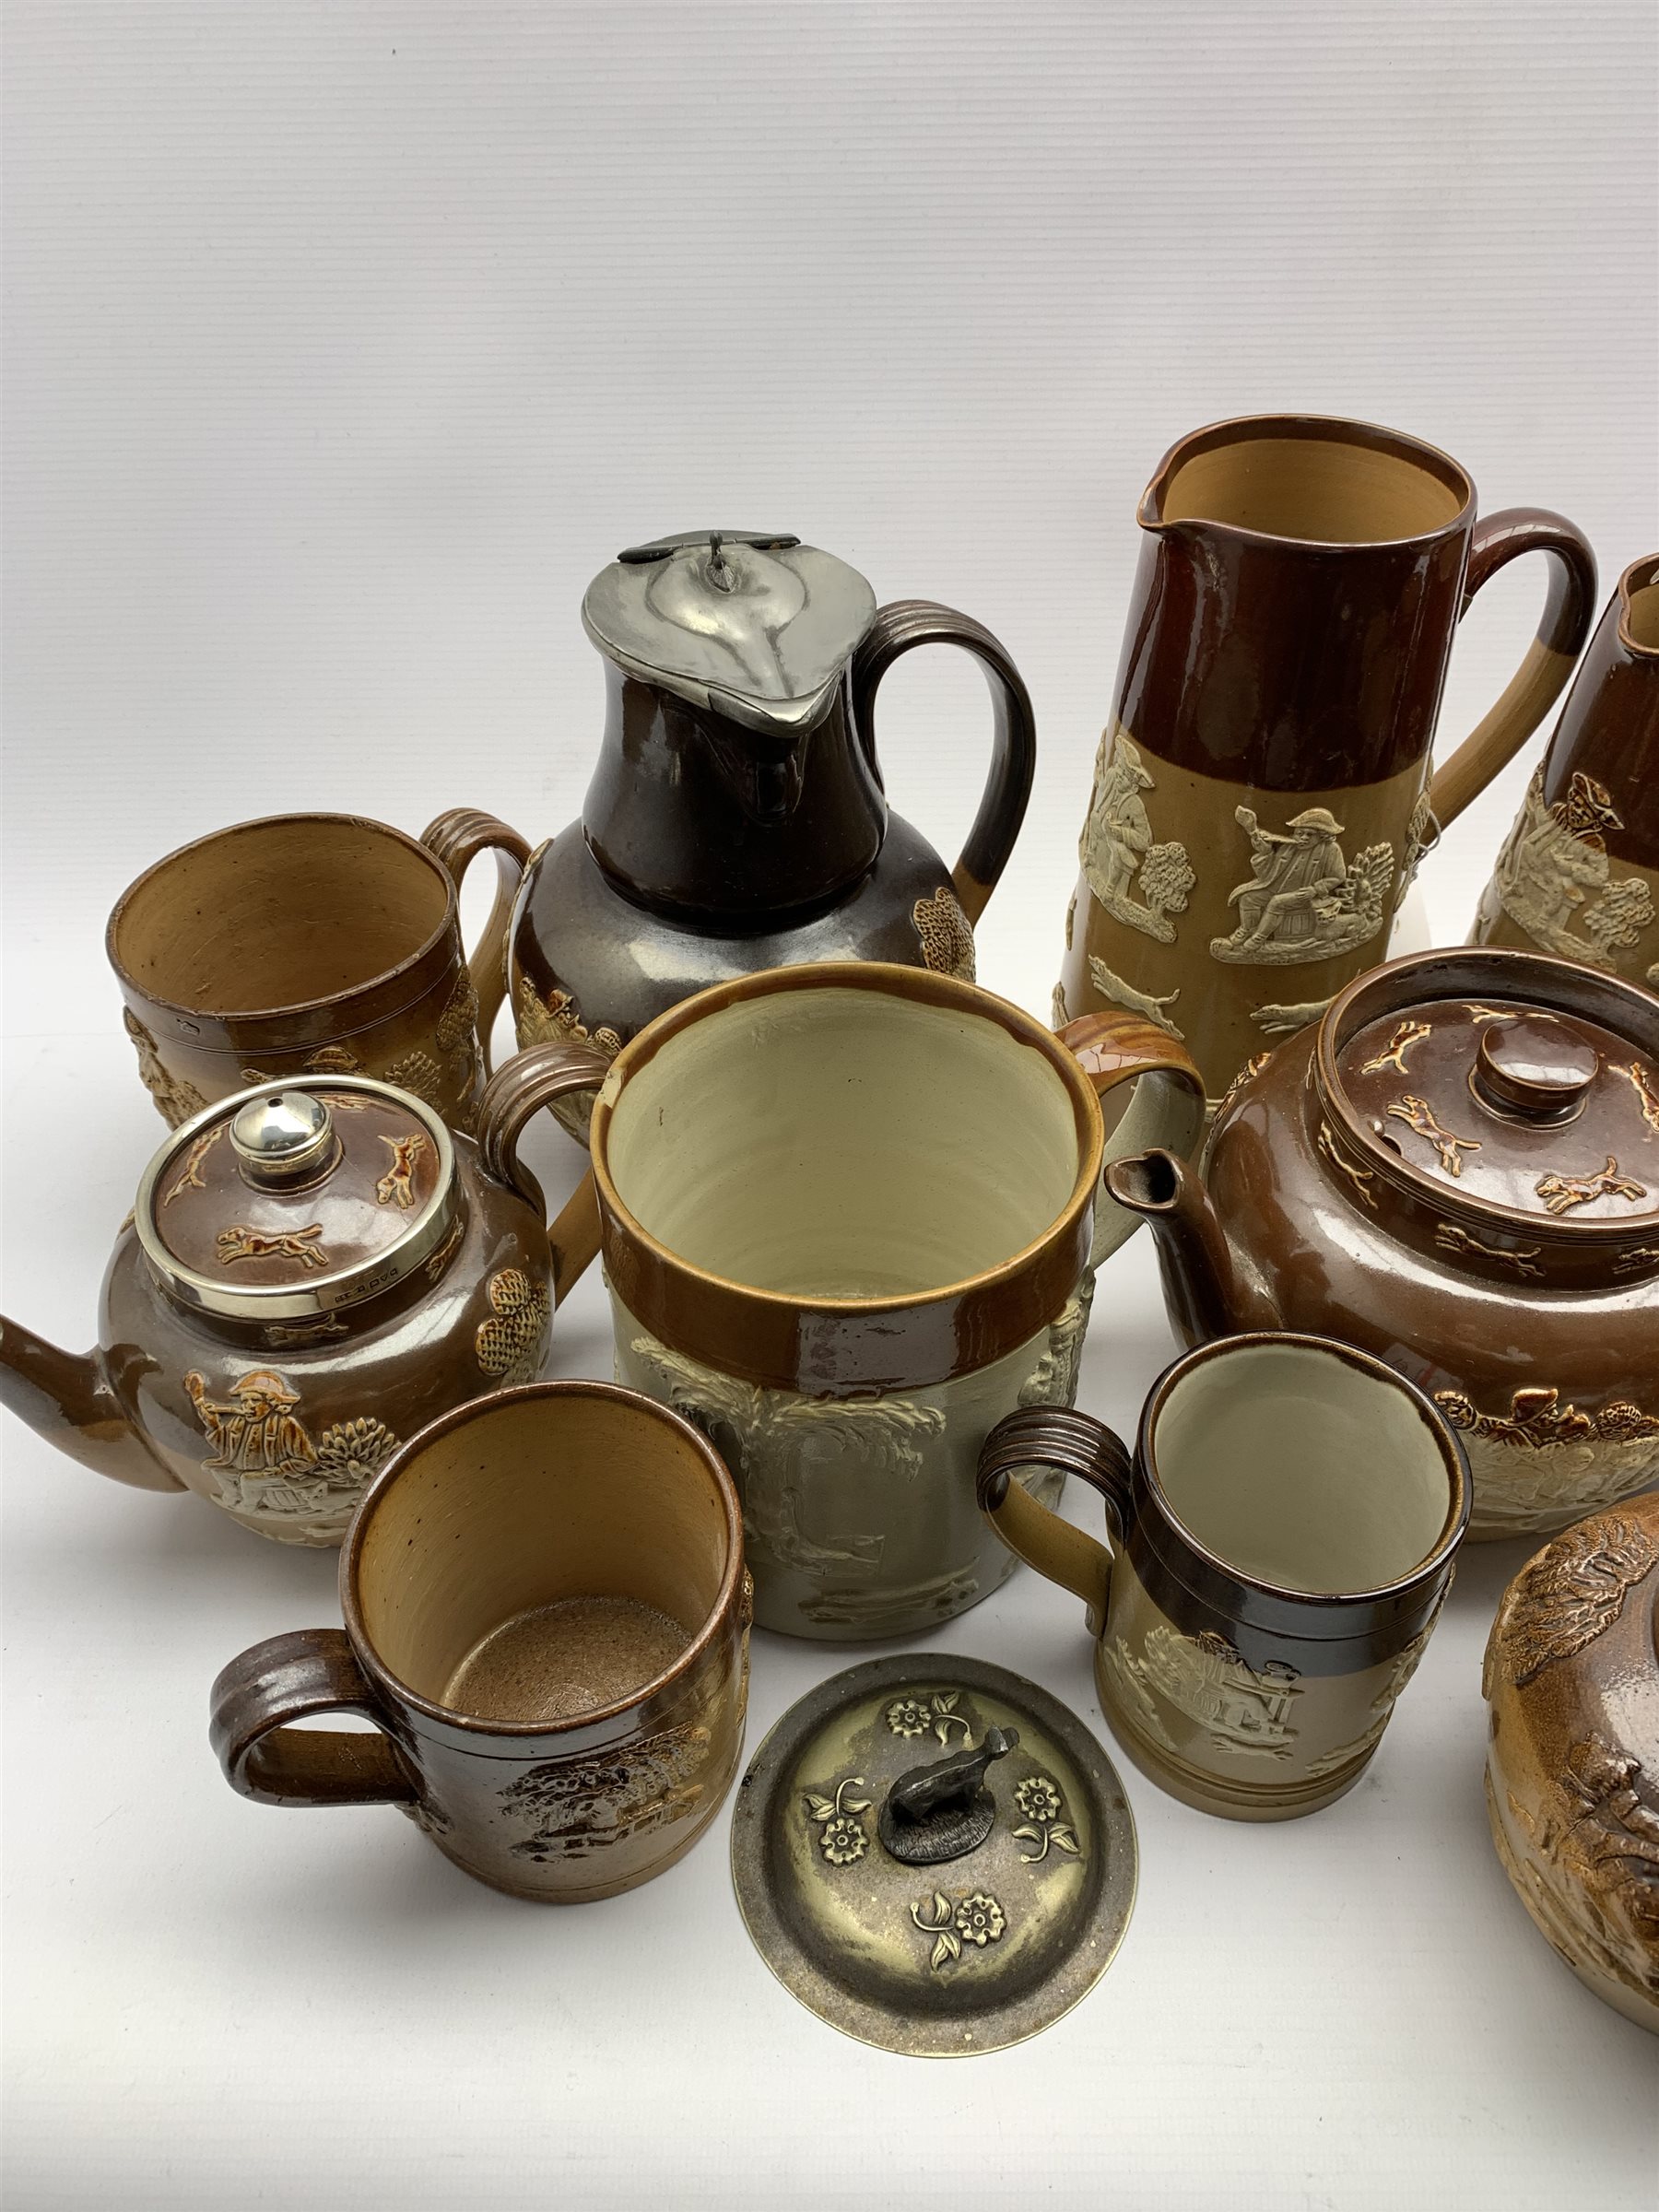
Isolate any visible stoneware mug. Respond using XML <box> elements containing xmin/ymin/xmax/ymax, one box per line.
<box><xmin>108</xmin><ymin>807</ymin><xmax>530</xmax><ymax>1134</ymax></box>
<box><xmin>509</xmin><ymin>961</ymin><xmax>1206</xmax><ymax>1642</ymax></box>
<box><xmin>978</xmin><ymin>1334</ymin><xmax>1471</xmax><ymax>1819</ymax></box>
<box><xmin>210</xmin><ymin>1380</ymin><xmax>749</xmax><ymax>1901</ymax></box>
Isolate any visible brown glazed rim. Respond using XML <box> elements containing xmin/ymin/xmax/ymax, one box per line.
<box><xmin>106</xmin><ymin>812</ymin><xmax>460</xmax><ymax>1029</ymax></box>
<box><xmin>1615</xmin><ymin>551</ymin><xmax>1659</xmax><ymax>657</ymax></box>
<box><xmin>1138</xmin><ymin>1332</ymin><xmax>1470</xmax><ymax>1619</ymax></box>
<box><xmin>1138</xmin><ymin>412</ymin><xmax>1476</xmax><ymax>553</ymax></box>
<box><xmin>337</xmin><ymin>1380</ymin><xmax>747</xmax><ymax>1742</ymax></box>
<box><xmin>1317</xmin><ymin>944</ymin><xmax>1659</xmax><ymax>1246</ymax></box>
<box><xmin>585</xmin><ymin>962</ymin><xmax>1105</xmax><ymax>1386</ymax></box>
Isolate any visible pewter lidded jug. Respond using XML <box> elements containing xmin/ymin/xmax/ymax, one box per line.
<box><xmin>506</xmin><ymin>531</ymin><xmax>1037</xmax><ymax>1131</ymax></box>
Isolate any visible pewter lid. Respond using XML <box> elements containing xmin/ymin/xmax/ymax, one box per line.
<box><xmin>730</xmin><ymin>1653</ymin><xmax>1136</xmax><ymax>2056</ymax></box>
<box><xmin>135</xmin><ymin>1076</ymin><xmax>458</xmax><ymax>1321</ymax></box>
<box><xmin>582</xmin><ymin>531</ymin><xmax>878</xmax><ymax>736</ymax></box>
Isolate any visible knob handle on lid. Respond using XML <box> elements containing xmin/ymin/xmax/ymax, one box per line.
<box><xmin>229</xmin><ymin>1090</ymin><xmax>338</xmax><ymax>1186</ymax></box>
<box><xmin>1471</xmin><ymin>1016</ymin><xmax>1598</xmax><ymax>1123</ymax></box>
<box><xmin>877</xmin><ymin>1724</ymin><xmax>1019</xmax><ymax>1866</ymax></box>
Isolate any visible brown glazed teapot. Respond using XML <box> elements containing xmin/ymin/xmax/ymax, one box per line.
<box><xmin>508</xmin><ymin>531</ymin><xmax>1036</xmax><ymax>1132</ymax></box>
<box><xmin>1102</xmin><ymin>947</ymin><xmax>1659</xmax><ymax>1542</ymax></box>
<box><xmin>0</xmin><ymin>1058</ymin><xmax>604</xmax><ymax>1547</ymax></box>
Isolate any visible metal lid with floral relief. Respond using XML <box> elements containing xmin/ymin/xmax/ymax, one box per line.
<box><xmin>135</xmin><ymin>1076</ymin><xmax>457</xmax><ymax>1321</ymax></box>
<box><xmin>1323</xmin><ymin>950</ymin><xmax>1659</xmax><ymax>1237</ymax></box>
<box><xmin>582</xmin><ymin>531</ymin><xmax>878</xmax><ymax>736</ymax></box>
<box><xmin>730</xmin><ymin>1653</ymin><xmax>1136</xmax><ymax>2057</ymax></box>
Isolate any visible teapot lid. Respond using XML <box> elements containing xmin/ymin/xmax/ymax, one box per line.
<box><xmin>135</xmin><ymin>1077</ymin><xmax>458</xmax><ymax>1321</ymax></box>
<box><xmin>582</xmin><ymin>531</ymin><xmax>878</xmax><ymax>736</ymax></box>
<box><xmin>729</xmin><ymin>1653</ymin><xmax>1136</xmax><ymax>2055</ymax></box>
<box><xmin>1324</xmin><ymin>952</ymin><xmax>1659</xmax><ymax>1234</ymax></box>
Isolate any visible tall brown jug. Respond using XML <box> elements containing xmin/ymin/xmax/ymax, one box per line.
<box><xmin>1055</xmin><ymin>416</ymin><xmax>1598</xmax><ymax>1103</ymax></box>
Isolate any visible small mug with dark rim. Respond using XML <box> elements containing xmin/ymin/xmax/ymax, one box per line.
<box><xmin>108</xmin><ymin>807</ymin><xmax>531</xmax><ymax>1134</ymax></box>
<box><xmin>210</xmin><ymin>1380</ymin><xmax>749</xmax><ymax>1901</ymax></box>
<box><xmin>978</xmin><ymin>1334</ymin><xmax>1470</xmax><ymax>1820</ymax></box>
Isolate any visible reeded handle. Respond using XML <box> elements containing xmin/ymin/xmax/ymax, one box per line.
<box><xmin>210</xmin><ymin>1629</ymin><xmax>418</xmax><ymax>1809</ymax></box>
<box><xmin>1059</xmin><ymin>1011</ymin><xmax>1208</xmax><ymax>1265</ymax></box>
<box><xmin>1426</xmin><ymin>509</ymin><xmax>1598</xmax><ymax>830</ymax></box>
<box><xmin>850</xmin><ymin>599</ymin><xmax>1037</xmax><ymax>924</ymax></box>
<box><xmin>476</xmin><ymin>1041</ymin><xmax>615</xmax><ymax>1300</ymax></box>
<box><xmin>420</xmin><ymin>808</ymin><xmax>533</xmax><ymax>1073</ymax></box>
<box><xmin>977</xmin><ymin>1406</ymin><xmax>1135</xmax><ymax>1638</ymax></box>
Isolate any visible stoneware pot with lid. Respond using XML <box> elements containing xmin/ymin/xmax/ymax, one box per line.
<box><xmin>0</xmin><ymin>1056</ymin><xmax>606</xmax><ymax>1547</ymax></box>
<box><xmin>507</xmin><ymin>530</ymin><xmax>1038</xmax><ymax>1134</ymax></box>
<box><xmin>1101</xmin><ymin>946</ymin><xmax>1659</xmax><ymax>1540</ymax></box>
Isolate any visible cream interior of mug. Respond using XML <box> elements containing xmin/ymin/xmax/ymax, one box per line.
<box><xmin>112</xmin><ymin>818</ymin><xmax>451</xmax><ymax>1014</ymax></box>
<box><xmin>1150</xmin><ymin>1342</ymin><xmax>1453</xmax><ymax>1594</ymax></box>
<box><xmin>1160</xmin><ymin>430</ymin><xmax>1466</xmax><ymax>545</ymax></box>
<box><xmin>356</xmin><ymin>1391</ymin><xmax>733</xmax><ymax>1723</ymax></box>
<box><xmin>605</xmin><ymin>984</ymin><xmax>1086</xmax><ymax>1297</ymax></box>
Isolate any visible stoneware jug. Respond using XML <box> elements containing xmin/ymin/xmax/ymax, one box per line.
<box><xmin>508</xmin><ymin>531</ymin><xmax>1037</xmax><ymax>1134</ymax></box>
<box><xmin>1482</xmin><ymin>1489</ymin><xmax>1659</xmax><ymax>2035</ymax></box>
<box><xmin>1474</xmin><ymin>551</ymin><xmax>1659</xmax><ymax>991</ymax></box>
<box><xmin>1055</xmin><ymin>415</ymin><xmax>1598</xmax><ymax>1103</ymax></box>
<box><xmin>0</xmin><ymin>1057</ymin><xmax>604</xmax><ymax>1547</ymax></box>
<box><xmin>1101</xmin><ymin>946</ymin><xmax>1659</xmax><ymax>1542</ymax></box>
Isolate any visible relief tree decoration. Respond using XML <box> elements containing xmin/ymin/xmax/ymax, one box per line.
<box><xmin>912</xmin><ymin>887</ymin><xmax>976</xmax><ymax>982</ymax></box>
<box><xmin>1211</xmin><ymin>806</ymin><xmax>1394</xmax><ymax>966</ymax></box>
<box><xmin>1492</xmin><ymin>769</ymin><xmax>1656</xmax><ymax>970</ymax></box>
<box><xmin>1079</xmin><ymin>728</ymin><xmax>1194</xmax><ymax>944</ymax></box>
<box><xmin>475</xmin><ymin>1268</ymin><xmax>552</xmax><ymax>1385</ymax></box>
<box><xmin>1490</xmin><ymin>1513</ymin><xmax>1659</xmax><ymax>1689</ymax></box>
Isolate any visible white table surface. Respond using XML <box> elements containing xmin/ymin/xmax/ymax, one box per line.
<box><xmin>4</xmin><ymin>7</ymin><xmax>1656</xmax><ymax>2205</ymax></box>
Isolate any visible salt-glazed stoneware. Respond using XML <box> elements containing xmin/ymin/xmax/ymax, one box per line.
<box><xmin>1104</xmin><ymin>947</ymin><xmax>1659</xmax><ymax>1541</ymax></box>
<box><xmin>506</xmin><ymin>532</ymin><xmax>1037</xmax><ymax>1136</ymax></box>
<box><xmin>1474</xmin><ymin>552</ymin><xmax>1659</xmax><ymax>992</ymax></box>
<box><xmin>978</xmin><ymin>1335</ymin><xmax>1470</xmax><ymax>1821</ymax></box>
<box><xmin>211</xmin><ymin>1381</ymin><xmax>749</xmax><ymax>1902</ymax></box>
<box><xmin>730</xmin><ymin>1653</ymin><xmax>1137</xmax><ymax>2055</ymax></box>
<box><xmin>107</xmin><ymin>807</ymin><xmax>529</xmax><ymax>1135</ymax></box>
<box><xmin>1482</xmin><ymin>1489</ymin><xmax>1659</xmax><ymax>2034</ymax></box>
<box><xmin>516</xmin><ymin>960</ymin><xmax>1205</xmax><ymax>1640</ymax></box>
<box><xmin>1055</xmin><ymin>415</ymin><xmax>1597</xmax><ymax>1102</ymax></box>
<box><xmin>0</xmin><ymin>1053</ymin><xmax>606</xmax><ymax>1546</ymax></box>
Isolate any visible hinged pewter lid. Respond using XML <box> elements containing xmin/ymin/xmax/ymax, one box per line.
<box><xmin>582</xmin><ymin>532</ymin><xmax>878</xmax><ymax>737</ymax></box>
<box><xmin>135</xmin><ymin>1077</ymin><xmax>458</xmax><ymax>1321</ymax></box>
<box><xmin>1323</xmin><ymin>952</ymin><xmax>1659</xmax><ymax>1235</ymax></box>
<box><xmin>730</xmin><ymin>1653</ymin><xmax>1136</xmax><ymax>2057</ymax></box>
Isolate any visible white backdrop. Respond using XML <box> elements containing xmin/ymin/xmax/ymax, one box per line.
<box><xmin>3</xmin><ymin>6</ymin><xmax>1655</xmax><ymax>2208</ymax></box>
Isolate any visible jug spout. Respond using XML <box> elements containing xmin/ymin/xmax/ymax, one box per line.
<box><xmin>1103</xmin><ymin>1150</ymin><xmax>1277</xmax><ymax>1345</ymax></box>
<box><xmin>0</xmin><ymin>1316</ymin><xmax>182</xmax><ymax>1491</ymax></box>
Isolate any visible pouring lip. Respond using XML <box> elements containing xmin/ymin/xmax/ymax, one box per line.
<box><xmin>1136</xmin><ymin>412</ymin><xmax>1477</xmax><ymax>554</ymax></box>
<box><xmin>1614</xmin><ymin>551</ymin><xmax>1659</xmax><ymax>658</ymax></box>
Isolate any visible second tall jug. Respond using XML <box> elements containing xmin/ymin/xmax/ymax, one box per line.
<box><xmin>1055</xmin><ymin>416</ymin><xmax>1597</xmax><ymax>1102</ymax></box>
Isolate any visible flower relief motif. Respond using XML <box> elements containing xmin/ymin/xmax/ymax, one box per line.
<box><xmin>804</xmin><ymin>1774</ymin><xmax>872</xmax><ymax>1865</ymax></box>
<box><xmin>910</xmin><ymin>1888</ymin><xmax>1006</xmax><ymax>1970</ymax></box>
<box><xmin>1011</xmin><ymin>1772</ymin><xmax>1081</xmax><ymax>1864</ymax></box>
<box><xmin>886</xmin><ymin>1691</ymin><xmax>970</xmax><ymax>1746</ymax></box>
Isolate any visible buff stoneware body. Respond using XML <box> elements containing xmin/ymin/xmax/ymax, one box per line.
<box><xmin>1103</xmin><ymin>946</ymin><xmax>1659</xmax><ymax>1542</ymax></box>
<box><xmin>107</xmin><ymin>808</ymin><xmax>529</xmax><ymax>1135</ymax></box>
<box><xmin>539</xmin><ymin>960</ymin><xmax>1206</xmax><ymax>1641</ymax></box>
<box><xmin>212</xmin><ymin>1381</ymin><xmax>749</xmax><ymax>1902</ymax></box>
<box><xmin>978</xmin><ymin>1335</ymin><xmax>1470</xmax><ymax>1820</ymax></box>
<box><xmin>1474</xmin><ymin>552</ymin><xmax>1659</xmax><ymax>992</ymax></box>
<box><xmin>503</xmin><ymin>532</ymin><xmax>1038</xmax><ymax>1137</ymax></box>
<box><xmin>1056</xmin><ymin>415</ymin><xmax>1597</xmax><ymax>1103</ymax></box>
<box><xmin>0</xmin><ymin>1053</ymin><xmax>609</xmax><ymax>1546</ymax></box>
<box><xmin>1482</xmin><ymin>1488</ymin><xmax>1659</xmax><ymax>2034</ymax></box>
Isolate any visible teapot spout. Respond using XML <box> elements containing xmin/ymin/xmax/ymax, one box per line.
<box><xmin>0</xmin><ymin>1316</ymin><xmax>183</xmax><ymax>1491</ymax></box>
<box><xmin>1103</xmin><ymin>1150</ymin><xmax>1278</xmax><ymax>1345</ymax></box>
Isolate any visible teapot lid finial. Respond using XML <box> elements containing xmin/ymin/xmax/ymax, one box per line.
<box><xmin>229</xmin><ymin>1089</ymin><xmax>337</xmax><ymax>1186</ymax></box>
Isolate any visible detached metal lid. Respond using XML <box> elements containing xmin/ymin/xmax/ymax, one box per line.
<box><xmin>730</xmin><ymin>1653</ymin><xmax>1136</xmax><ymax>2056</ymax></box>
<box><xmin>582</xmin><ymin>531</ymin><xmax>877</xmax><ymax>736</ymax></box>
<box><xmin>135</xmin><ymin>1077</ymin><xmax>457</xmax><ymax>1320</ymax></box>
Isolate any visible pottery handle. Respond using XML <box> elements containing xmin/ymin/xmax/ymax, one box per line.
<box><xmin>1426</xmin><ymin>510</ymin><xmax>1598</xmax><ymax>830</ymax></box>
<box><xmin>210</xmin><ymin>1629</ymin><xmax>419</xmax><ymax>1810</ymax></box>
<box><xmin>475</xmin><ymin>1042</ymin><xmax>615</xmax><ymax>1301</ymax></box>
<box><xmin>420</xmin><ymin>809</ymin><xmax>533</xmax><ymax>1073</ymax></box>
<box><xmin>1058</xmin><ymin>1011</ymin><xmax>1208</xmax><ymax>1265</ymax></box>
<box><xmin>978</xmin><ymin>1407</ymin><xmax>1134</xmax><ymax>1638</ymax></box>
<box><xmin>850</xmin><ymin>600</ymin><xmax>1037</xmax><ymax>924</ymax></box>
